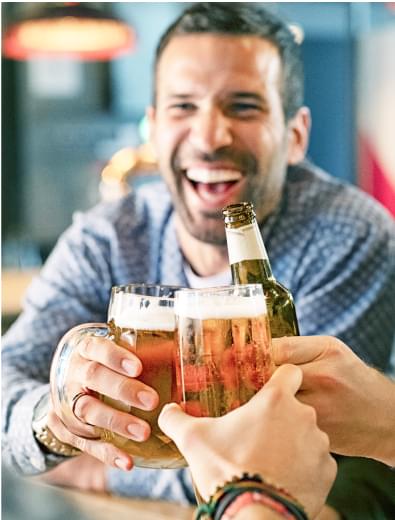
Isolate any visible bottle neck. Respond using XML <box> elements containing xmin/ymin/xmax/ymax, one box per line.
<box><xmin>225</xmin><ymin>220</ymin><xmax>272</xmax><ymax>270</ymax></box>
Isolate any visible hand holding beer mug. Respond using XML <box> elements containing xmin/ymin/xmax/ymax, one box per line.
<box><xmin>174</xmin><ymin>284</ymin><xmax>273</xmax><ymax>418</ymax></box>
<box><xmin>50</xmin><ymin>284</ymin><xmax>186</xmax><ymax>469</ymax></box>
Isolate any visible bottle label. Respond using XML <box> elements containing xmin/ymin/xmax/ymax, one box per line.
<box><xmin>226</xmin><ymin>223</ymin><xmax>268</xmax><ymax>264</ymax></box>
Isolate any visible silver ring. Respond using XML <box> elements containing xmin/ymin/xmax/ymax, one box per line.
<box><xmin>71</xmin><ymin>390</ymin><xmax>96</xmax><ymax>428</ymax></box>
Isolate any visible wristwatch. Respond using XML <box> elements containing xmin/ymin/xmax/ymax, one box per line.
<box><xmin>32</xmin><ymin>393</ymin><xmax>81</xmax><ymax>457</ymax></box>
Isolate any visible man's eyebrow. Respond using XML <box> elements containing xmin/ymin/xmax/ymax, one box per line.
<box><xmin>163</xmin><ymin>92</ymin><xmax>268</xmax><ymax>106</ymax></box>
<box><xmin>166</xmin><ymin>93</ymin><xmax>193</xmax><ymax>99</ymax></box>
<box><xmin>230</xmin><ymin>92</ymin><xmax>266</xmax><ymax>102</ymax></box>
<box><xmin>166</xmin><ymin>92</ymin><xmax>265</xmax><ymax>99</ymax></box>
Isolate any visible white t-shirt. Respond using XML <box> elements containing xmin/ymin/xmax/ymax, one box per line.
<box><xmin>183</xmin><ymin>261</ymin><xmax>232</xmax><ymax>289</ymax></box>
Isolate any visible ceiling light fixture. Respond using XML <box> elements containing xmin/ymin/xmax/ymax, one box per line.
<box><xmin>2</xmin><ymin>3</ymin><xmax>135</xmax><ymax>61</ymax></box>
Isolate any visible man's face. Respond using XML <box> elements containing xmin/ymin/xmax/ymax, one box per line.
<box><xmin>149</xmin><ymin>34</ymin><xmax>298</xmax><ymax>245</ymax></box>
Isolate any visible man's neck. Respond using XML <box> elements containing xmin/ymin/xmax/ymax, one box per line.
<box><xmin>175</xmin><ymin>219</ymin><xmax>229</xmax><ymax>277</ymax></box>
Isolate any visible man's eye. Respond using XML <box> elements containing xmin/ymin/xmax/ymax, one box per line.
<box><xmin>169</xmin><ymin>102</ymin><xmax>196</xmax><ymax>112</ymax></box>
<box><xmin>228</xmin><ymin>103</ymin><xmax>262</xmax><ymax>116</ymax></box>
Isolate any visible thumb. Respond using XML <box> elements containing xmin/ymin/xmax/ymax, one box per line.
<box><xmin>272</xmin><ymin>336</ymin><xmax>327</xmax><ymax>366</ymax></box>
<box><xmin>158</xmin><ymin>403</ymin><xmax>196</xmax><ymax>444</ymax></box>
<box><xmin>264</xmin><ymin>363</ymin><xmax>303</xmax><ymax>396</ymax></box>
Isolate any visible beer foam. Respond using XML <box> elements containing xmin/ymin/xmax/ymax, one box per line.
<box><xmin>110</xmin><ymin>294</ymin><xmax>175</xmax><ymax>331</ymax></box>
<box><xmin>175</xmin><ymin>294</ymin><xmax>266</xmax><ymax>319</ymax></box>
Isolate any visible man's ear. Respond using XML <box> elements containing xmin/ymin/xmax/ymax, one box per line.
<box><xmin>146</xmin><ymin>105</ymin><xmax>156</xmax><ymax>146</ymax></box>
<box><xmin>287</xmin><ymin>106</ymin><xmax>311</xmax><ymax>165</ymax></box>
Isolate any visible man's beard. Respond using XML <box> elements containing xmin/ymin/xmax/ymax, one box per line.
<box><xmin>173</xmin><ymin>192</ymin><xmax>228</xmax><ymax>245</ymax></box>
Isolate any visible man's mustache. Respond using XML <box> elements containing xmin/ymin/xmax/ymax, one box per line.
<box><xmin>173</xmin><ymin>147</ymin><xmax>258</xmax><ymax>176</ymax></box>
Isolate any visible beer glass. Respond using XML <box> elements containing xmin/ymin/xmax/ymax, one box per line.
<box><xmin>51</xmin><ymin>284</ymin><xmax>186</xmax><ymax>469</ymax></box>
<box><xmin>174</xmin><ymin>284</ymin><xmax>273</xmax><ymax>418</ymax></box>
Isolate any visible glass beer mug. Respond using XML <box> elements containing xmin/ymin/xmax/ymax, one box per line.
<box><xmin>51</xmin><ymin>284</ymin><xmax>186</xmax><ymax>469</ymax></box>
<box><xmin>174</xmin><ymin>284</ymin><xmax>274</xmax><ymax>418</ymax></box>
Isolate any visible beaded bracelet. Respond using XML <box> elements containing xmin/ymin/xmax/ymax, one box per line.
<box><xmin>195</xmin><ymin>473</ymin><xmax>308</xmax><ymax>520</ymax></box>
<box><xmin>221</xmin><ymin>490</ymin><xmax>296</xmax><ymax>520</ymax></box>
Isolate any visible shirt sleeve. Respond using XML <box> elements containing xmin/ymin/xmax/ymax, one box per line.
<box><xmin>295</xmin><ymin>213</ymin><xmax>395</xmax><ymax>371</ymax></box>
<box><xmin>106</xmin><ymin>466</ymin><xmax>196</xmax><ymax>504</ymax></box>
<box><xmin>2</xmin><ymin>212</ymin><xmax>113</xmax><ymax>475</ymax></box>
<box><xmin>327</xmin><ymin>456</ymin><xmax>395</xmax><ymax>519</ymax></box>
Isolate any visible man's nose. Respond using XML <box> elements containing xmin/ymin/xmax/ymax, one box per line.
<box><xmin>188</xmin><ymin>108</ymin><xmax>233</xmax><ymax>153</ymax></box>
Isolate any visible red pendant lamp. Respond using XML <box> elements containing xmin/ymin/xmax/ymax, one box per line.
<box><xmin>2</xmin><ymin>3</ymin><xmax>135</xmax><ymax>61</ymax></box>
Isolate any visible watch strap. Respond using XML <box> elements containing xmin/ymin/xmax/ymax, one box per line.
<box><xmin>32</xmin><ymin>393</ymin><xmax>81</xmax><ymax>457</ymax></box>
<box><xmin>34</xmin><ymin>424</ymin><xmax>81</xmax><ymax>457</ymax></box>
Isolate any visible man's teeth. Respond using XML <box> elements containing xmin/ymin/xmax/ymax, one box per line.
<box><xmin>186</xmin><ymin>168</ymin><xmax>242</xmax><ymax>184</ymax></box>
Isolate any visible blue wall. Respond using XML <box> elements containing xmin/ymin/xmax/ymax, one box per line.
<box><xmin>303</xmin><ymin>38</ymin><xmax>355</xmax><ymax>183</ymax></box>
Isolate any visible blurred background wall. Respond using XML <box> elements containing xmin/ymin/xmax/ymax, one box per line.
<box><xmin>2</xmin><ymin>2</ymin><xmax>395</xmax><ymax>325</ymax></box>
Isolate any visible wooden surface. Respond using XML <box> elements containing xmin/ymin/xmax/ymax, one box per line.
<box><xmin>61</xmin><ymin>487</ymin><xmax>195</xmax><ymax>520</ymax></box>
<box><xmin>2</xmin><ymin>268</ymin><xmax>39</xmax><ymax>315</ymax></box>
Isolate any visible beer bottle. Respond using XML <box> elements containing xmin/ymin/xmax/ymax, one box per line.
<box><xmin>223</xmin><ymin>202</ymin><xmax>299</xmax><ymax>338</ymax></box>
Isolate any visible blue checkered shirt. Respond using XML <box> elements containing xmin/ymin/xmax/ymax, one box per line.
<box><xmin>2</xmin><ymin>161</ymin><xmax>395</xmax><ymax>503</ymax></box>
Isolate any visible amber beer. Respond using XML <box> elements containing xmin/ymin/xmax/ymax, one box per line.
<box><xmin>175</xmin><ymin>285</ymin><xmax>273</xmax><ymax>418</ymax></box>
<box><xmin>223</xmin><ymin>202</ymin><xmax>299</xmax><ymax>338</ymax></box>
<box><xmin>101</xmin><ymin>285</ymin><xmax>186</xmax><ymax>469</ymax></box>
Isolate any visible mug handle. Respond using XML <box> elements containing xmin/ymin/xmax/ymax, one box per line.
<box><xmin>50</xmin><ymin>323</ymin><xmax>109</xmax><ymax>425</ymax></box>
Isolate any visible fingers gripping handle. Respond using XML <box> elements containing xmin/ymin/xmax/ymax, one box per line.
<box><xmin>50</xmin><ymin>323</ymin><xmax>109</xmax><ymax>423</ymax></box>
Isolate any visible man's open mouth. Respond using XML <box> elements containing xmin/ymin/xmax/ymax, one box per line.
<box><xmin>184</xmin><ymin>167</ymin><xmax>243</xmax><ymax>198</ymax></box>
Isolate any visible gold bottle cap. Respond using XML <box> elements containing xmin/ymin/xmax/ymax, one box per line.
<box><xmin>223</xmin><ymin>202</ymin><xmax>256</xmax><ymax>225</ymax></box>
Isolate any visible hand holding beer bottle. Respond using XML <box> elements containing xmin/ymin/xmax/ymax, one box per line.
<box><xmin>46</xmin><ymin>285</ymin><xmax>185</xmax><ymax>470</ymax></box>
<box><xmin>273</xmin><ymin>335</ymin><xmax>395</xmax><ymax>466</ymax></box>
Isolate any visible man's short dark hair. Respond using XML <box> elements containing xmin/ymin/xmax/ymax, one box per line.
<box><xmin>154</xmin><ymin>2</ymin><xmax>304</xmax><ymax>121</ymax></box>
